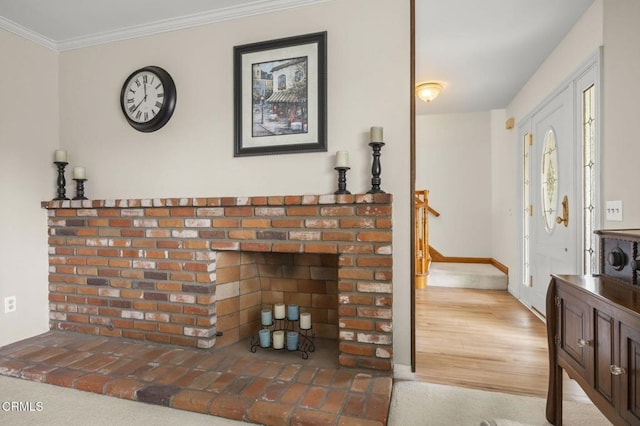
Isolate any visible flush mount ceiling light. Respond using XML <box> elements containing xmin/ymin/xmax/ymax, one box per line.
<box><xmin>416</xmin><ymin>82</ymin><xmax>444</xmax><ymax>103</ymax></box>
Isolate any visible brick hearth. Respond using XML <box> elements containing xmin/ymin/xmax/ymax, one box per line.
<box><xmin>42</xmin><ymin>193</ymin><xmax>393</xmax><ymax>371</ymax></box>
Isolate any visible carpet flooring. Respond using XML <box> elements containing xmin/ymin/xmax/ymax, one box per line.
<box><xmin>389</xmin><ymin>381</ymin><xmax>612</xmax><ymax>426</ymax></box>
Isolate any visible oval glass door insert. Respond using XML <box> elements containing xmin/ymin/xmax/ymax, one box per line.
<box><xmin>541</xmin><ymin>128</ymin><xmax>558</xmax><ymax>233</ymax></box>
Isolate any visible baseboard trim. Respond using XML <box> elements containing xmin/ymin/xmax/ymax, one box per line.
<box><xmin>428</xmin><ymin>246</ymin><xmax>509</xmax><ymax>275</ymax></box>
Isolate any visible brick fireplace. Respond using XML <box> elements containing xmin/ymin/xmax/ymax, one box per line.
<box><xmin>42</xmin><ymin>193</ymin><xmax>393</xmax><ymax>371</ymax></box>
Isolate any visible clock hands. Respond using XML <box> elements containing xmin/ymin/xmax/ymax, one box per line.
<box><xmin>131</xmin><ymin>94</ymin><xmax>147</xmax><ymax>113</ymax></box>
<box><xmin>131</xmin><ymin>80</ymin><xmax>149</xmax><ymax>114</ymax></box>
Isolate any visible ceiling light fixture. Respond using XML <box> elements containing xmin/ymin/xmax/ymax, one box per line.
<box><xmin>416</xmin><ymin>82</ymin><xmax>444</xmax><ymax>103</ymax></box>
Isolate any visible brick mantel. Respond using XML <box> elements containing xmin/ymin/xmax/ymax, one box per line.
<box><xmin>42</xmin><ymin>193</ymin><xmax>393</xmax><ymax>371</ymax></box>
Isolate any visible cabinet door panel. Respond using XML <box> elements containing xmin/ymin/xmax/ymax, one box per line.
<box><xmin>594</xmin><ymin>309</ymin><xmax>614</xmax><ymax>403</ymax></box>
<box><xmin>621</xmin><ymin>323</ymin><xmax>640</xmax><ymax>424</ymax></box>
<box><xmin>558</xmin><ymin>289</ymin><xmax>590</xmax><ymax>375</ymax></box>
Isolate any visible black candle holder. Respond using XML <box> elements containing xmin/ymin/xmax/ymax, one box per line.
<box><xmin>73</xmin><ymin>179</ymin><xmax>88</xmax><ymax>200</ymax></box>
<box><xmin>53</xmin><ymin>162</ymin><xmax>69</xmax><ymax>200</ymax></box>
<box><xmin>334</xmin><ymin>167</ymin><xmax>351</xmax><ymax>195</ymax></box>
<box><xmin>367</xmin><ymin>142</ymin><xmax>386</xmax><ymax>194</ymax></box>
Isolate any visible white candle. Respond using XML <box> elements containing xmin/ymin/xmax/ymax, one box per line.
<box><xmin>274</xmin><ymin>303</ymin><xmax>285</xmax><ymax>319</ymax></box>
<box><xmin>54</xmin><ymin>150</ymin><xmax>67</xmax><ymax>162</ymax></box>
<box><xmin>300</xmin><ymin>312</ymin><xmax>311</xmax><ymax>330</ymax></box>
<box><xmin>273</xmin><ymin>330</ymin><xmax>285</xmax><ymax>349</ymax></box>
<box><xmin>73</xmin><ymin>166</ymin><xmax>86</xmax><ymax>180</ymax></box>
<box><xmin>370</xmin><ymin>126</ymin><xmax>384</xmax><ymax>142</ymax></box>
<box><xmin>335</xmin><ymin>151</ymin><xmax>350</xmax><ymax>168</ymax></box>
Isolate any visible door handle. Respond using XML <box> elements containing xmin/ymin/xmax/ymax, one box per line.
<box><xmin>555</xmin><ymin>195</ymin><xmax>569</xmax><ymax>227</ymax></box>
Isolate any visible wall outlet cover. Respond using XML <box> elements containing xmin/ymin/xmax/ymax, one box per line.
<box><xmin>4</xmin><ymin>296</ymin><xmax>16</xmax><ymax>313</ymax></box>
<box><xmin>606</xmin><ymin>200</ymin><xmax>623</xmax><ymax>221</ymax></box>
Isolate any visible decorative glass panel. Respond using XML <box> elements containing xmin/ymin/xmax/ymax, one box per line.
<box><xmin>583</xmin><ymin>84</ymin><xmax>596</xmax><ymax>274</ymax></box>
<box><xmin>541</xmin><ymin>129</ymin><xmax>558</xmax><ymax>233</ymax></box>
<box><xmin>523</xmin><ymin>133</ymin><xmax>531</xmax><ymax>286</ymax></box>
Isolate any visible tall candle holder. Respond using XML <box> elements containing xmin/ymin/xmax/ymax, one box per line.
<box><xmin>367</xmin><ymin>142</ymin><xmax>386</xmax><ymax>194</ymax></box>
<box><xmin>73</xmin><ymin>179</ymin><xmax>88</xmax><ymax>200</ymax></box>
<box><xmin>53</xmin><ymin>162</ymin><xmax>69</xmax><ymax>200</ymax></box>
<box><xmin>334</xmin><ymin>167</ymin><xmax>351</xmax><ymax>195</ymax></box>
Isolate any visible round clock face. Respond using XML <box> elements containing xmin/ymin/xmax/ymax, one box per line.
<box><xmin>120</xmin><ymin>66</ymin><xmax>176</xmax><ymax>132</ymax></box>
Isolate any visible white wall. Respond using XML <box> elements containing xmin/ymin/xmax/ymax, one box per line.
<box><xmin>602</xmin><ymin>0</ymin><xmax>640</xmax><ymax>228</ymax></box>
<box><xmin>490</xmin><ymin>109</ymin><xmax>516</xmax><ymax>281</ymax></box>
<box><xmin>502</xmin><ymin>0</ymin><xmax>603</xmax><ymax>295</ymax></box>
<box><xmin>507</xmin><ymin>0</ymin><xmax>604</xmax><ymax>120</ymax></box>
<box><xmin>0</xmin><ymin>31</ymin><xmax>58</xmax><ymax>346</ymax></box>
<box><xmin>55</xmin><ymin>1</ymin><xmax>412</xmax><ymax>367</ymax></box>
<box><xmin>416</xmin><ymin>112</ymin><xmax>492</xmax><ymax>257</ymax></box>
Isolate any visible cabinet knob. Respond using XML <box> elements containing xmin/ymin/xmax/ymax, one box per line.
<box><xmin>576</xmin><ymin>338</ymin><xmax>591</xmax><ymax>348</ymax></box>
<box><xmin>610</xmin><ymin>365</ymin><xmax>626</xmax><ymax>376</ymax></box>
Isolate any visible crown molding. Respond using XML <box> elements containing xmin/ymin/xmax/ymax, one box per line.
<box><xmin>1</xmin><ymin>0</ymin><xmax>331</xmax><ymax>52</ymax></box>
<box><xmin>0</xmin><ymin>16</ymin><xmax>57</xmax><ymax>51</ymax></box>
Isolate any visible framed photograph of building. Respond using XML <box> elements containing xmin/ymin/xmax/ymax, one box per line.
<box><xmin>233</xmin><ymin>32</ymin><xmax>327</xmax><ymax>157</ymax></box>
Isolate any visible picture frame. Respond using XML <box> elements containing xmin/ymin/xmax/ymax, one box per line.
<box><xmin>233</xmin><ymin>32</ymin><xmax>327</xmax><ymax>157</ymax></box>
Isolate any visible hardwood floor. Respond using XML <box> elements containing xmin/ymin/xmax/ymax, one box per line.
<box><xmin>414</xmin><ymin>286</ymin><xmax>590</xmax><ymax>403</ymax></box>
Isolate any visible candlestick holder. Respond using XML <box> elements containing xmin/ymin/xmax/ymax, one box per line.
<box><xmin>73</xmin><ymin>179</ymin><xmax>88</xmax><ymax>200</ymax></box>
<box><xmin>367</xmin><ymin>142</ymin><xmax>386</xmax><ymax>194</ymax></box>
<box><xmin>334</xmin><ymin>167</ymin><xmax>351</xmax><ymax>195</ymax></box>
<box><xmin>53</xmin><ymin>161</ymin><xmax>69</xmax><ymax>200</ymax></box>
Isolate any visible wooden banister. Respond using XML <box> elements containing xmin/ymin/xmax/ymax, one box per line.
<box><xmin>415</xmin><ymin>189</ymin><xmax>434</xmax><ymax>288</ymax></box>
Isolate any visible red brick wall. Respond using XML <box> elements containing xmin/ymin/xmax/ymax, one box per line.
<box><xmin>43</xmin><ymin>193</ymin><xmax>393</xmax><ymax>370</ymax></box>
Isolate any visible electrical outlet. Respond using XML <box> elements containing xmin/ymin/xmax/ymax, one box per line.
<box><xmin>4</xmin><ymin>296</ymin><xmax>16</xmax><ymax>313</ymax></box>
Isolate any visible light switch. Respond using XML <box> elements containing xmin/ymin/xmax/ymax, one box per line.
<box><xmin>606</xmin><ymin>200</ymin><xmax>623</xmax><ymax>221</ymax></box>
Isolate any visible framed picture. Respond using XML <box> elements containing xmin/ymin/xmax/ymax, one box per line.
<box><xmin>234</xmin><ymin>32</ymin><xmax>327</xmax><ymax>157</ymax></box>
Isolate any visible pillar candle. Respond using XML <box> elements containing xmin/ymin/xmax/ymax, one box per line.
<box><xmin>273</xmin><ymin>330</ymin><xmax>285</xmax><ymax>349</ymax></box>
<box><xmin>288</xmin><ymin>304</ymin><xmax>299</xmax><ymax>321</ymax></box>
<box><xmin>370</xmin><ymin>126</ymin><xmax>384</xmax><ymax>142</ymax></box>
<box><xmin>73</xmin><ymin>166</ymin><xmax>86</xmax><ymax>180</ymax></box>
<box><xmin>300</xmin><ymin>312</ymin><xmax>311</xmax><ymax>330</ymax></box>
<box><xmin>335</xmin><ymin>151</ymin><xmax>349</xmax><ymax>168</ymax></box>
<box><xmin>286</xmin><ymin>331</ymin><xmax>299</xmax><ymax>351</ymax></box>
<box><xmin>54</xmin><ymin>150</ymin><xmax>67</xmax><ymax>162</ymax></box>
<box><xmin>261</xmin><ymin>309</ymin><xmax>272</xmax><ymax>326</ymax></box>
<box><xmin>274</xmin><ymin>303</ymin><xmax>285</xmax><ymax>319</ymax></box>
<box><xmin>259</xmin><ymin>329</ymin><xmax>271</xmax><ymax>348</ymax></box>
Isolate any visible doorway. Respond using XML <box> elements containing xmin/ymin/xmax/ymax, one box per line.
<box><xmin>410</xmin><ymin>2</ymin><xmax>601</xmax><ymax>378</ymax></box>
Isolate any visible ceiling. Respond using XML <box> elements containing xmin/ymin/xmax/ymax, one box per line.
<box><xmin>416</xmin><ymin>0</ymin><xmax>596</xmax><ymax>114</ymax></box>
<box><xmin>0</xmin><ymin>0</ymin><xmax>595</xmax><ymax>115</ymax></box>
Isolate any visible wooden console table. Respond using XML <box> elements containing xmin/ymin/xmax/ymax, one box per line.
<box><xmin>546</xmin><ymin>274</ymin><xmax>640</xmax><ymax>425</ymax></box>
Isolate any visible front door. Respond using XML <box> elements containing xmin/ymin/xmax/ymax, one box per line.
<box><xmin>527</xmin><ymin>86</ymin><xmax>579</xmax><ymax>315</ymax></box>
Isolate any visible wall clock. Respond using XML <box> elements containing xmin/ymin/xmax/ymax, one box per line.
<box><xmin>120</xmin><ymin>66</ymin><xmax>176</xmax><ymax>132</ymax></box>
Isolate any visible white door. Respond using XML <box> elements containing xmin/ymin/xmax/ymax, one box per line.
<box><xmin>527</xmin><ymin>86</ymin><xmax>579</xmax><ymax>315</ymax></box>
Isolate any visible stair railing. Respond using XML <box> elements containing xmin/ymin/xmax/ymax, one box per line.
<box><xmin>415</xmin><ymin>190</ymin><xmax>439</xmax><ymax>288</ymax></box>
